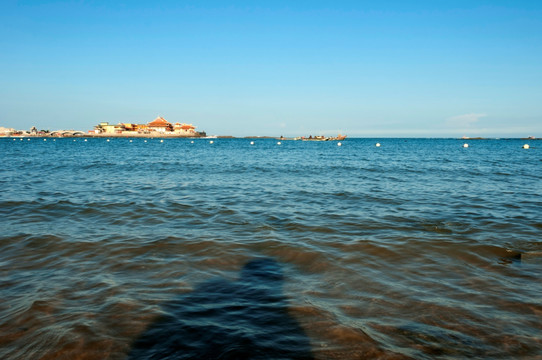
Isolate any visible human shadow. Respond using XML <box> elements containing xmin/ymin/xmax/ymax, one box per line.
<box><xmin>127</xmin><ymin>258</ymin><xmax>314</xmax><ymax>360</ymax></box>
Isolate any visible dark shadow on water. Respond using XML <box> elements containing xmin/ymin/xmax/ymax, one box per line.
<box><xmin>128</xmin><ymin>258</ymin><xmax>314</xmax><ymax>359</ymax></box>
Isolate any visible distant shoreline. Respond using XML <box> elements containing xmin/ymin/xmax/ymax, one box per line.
<box><xmin>1</xmin><ymin>133</ymin><xmax>207</xmax><ymax>139</ymax></box>
<box><xmin>88</xmin><ymin>133</ymin><xmax>207</xmax><ymax>138</ymax></box>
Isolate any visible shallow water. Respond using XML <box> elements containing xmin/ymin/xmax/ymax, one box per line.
<box><xmin>1</xmin><ymin>137</ymin><xmax>541</xmax><ymax>359</ymax></box>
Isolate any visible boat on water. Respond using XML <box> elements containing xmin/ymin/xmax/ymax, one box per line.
<box><xmin>301</xmin><ymin>134</ymin><xmax>347</xmax><ymax>141</ymax></box>
<box><xmin>276</xmin><ymin>136</ymin><xmax>301</xmax><ymax>141</ymax></box>
<box><xmin>275</xmin><ymin>134</ymin><xmax>347</xmax><ymax>141</ymax></box>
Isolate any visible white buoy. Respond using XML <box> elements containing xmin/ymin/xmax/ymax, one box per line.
<box><xmin>463</xmin><ymin>143</ymin><xmax>469</xmax><ymax>148</ymax></box>
<box><xmin>277</xmin><ymin>141</ymin><xmax>281</xmax><ymax>145</ymax></box>
<box><xmin>191</xmin><ymin>141</ymin><xmax>194</xmax><ymax>144</ymax></box>
<box><xmin>27</xmin><ymin>139</ymin><xmax>31</xmax><ymax>141</ymax></box>
<box><xmin>160</xmin><ymin>139</ymin><xmax>164</xmax><ymax>143</ymax></box>
<box><xmin>144</xmin><ymin>140</ymin><xmax>147</xmax><ymax>143</ymax></box>
<box><xmin>210</xmin><ymin>140</ymin><xmax>214</xmax><ymax>144</ymax></box>
<box><xmin>84</xmin><ymin>139</ymin><xmax>87</xmax><ymax>142</ymax></box>
<box><xmin>337</xmin><ymin>142</ymin><xmax>342</xmax><ymax>146</ymax></box>
<box><xmin>523</xmin><ymin>144</ymin><xmax>530</xmax><ymax>149</ymax></box>
<box><xmin>44</xmin><ymin>139</ymin><xmax>47</xmax><ymax>141</ymax></box>
<box><xmin>130</xmin><ymin>140</ymin><xmax>133</xmax><ymax>142</ymax></box>
<box><xmin>106</xmin><ymin>139</ymin><xmax>110</xmax><ymax>142</ymax></box>
<box><xmin>250</xmin><ymin>141</ymin><xmax>254</xmax><ymax>145</ymax></box>
<box><xmin>375</xmin><ymin>142</ymin><xmax>381</xmax><ymax>147</ymax></box>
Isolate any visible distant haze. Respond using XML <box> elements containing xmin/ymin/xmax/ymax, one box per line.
<box><xmin>1</xmin><ymin>1</ymin><xmax>541</xmax><ymax>137</ymax></box>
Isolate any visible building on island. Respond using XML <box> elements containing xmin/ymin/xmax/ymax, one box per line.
<box><xmin>173</xmin><ymin>123</ymin><xmax>200</xmax><ymax>136</ymax></box>
<box><xmin>147</xmin><ymin>117</ymin><xmax>173</xmax><ymax>133</ymax></box>
<box><xmin>0</xmin><ymin>127</ymin><xmax>16</xmax><ymax>136</ymax></box>
<box><xmin>94</xmin><ymin>122</ymin><xmax>120</xmax><ymax>134</ymax></box>
<box><xmin>93</xmin><ymin>117</ymin><xmax>205</xmax><ymax>137</ymax></box>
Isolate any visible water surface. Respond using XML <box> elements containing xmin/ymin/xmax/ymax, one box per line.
<box><xmin>1</xmin><ymin>138</ymin><xmax>541</xmax><ymax>359</ymax></box>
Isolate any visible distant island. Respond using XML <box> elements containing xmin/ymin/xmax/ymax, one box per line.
<box><xmin>90</xmin><ymin>117</ymin><xmax>206</xmax><ymax>138</ymax></box>
<box><xmin>89</xmin><ymin>117</ymin><xmax>207</xmax><ymax>137</ymax></box>
<box><xmin>1</xmin><ymin>121</ymin><xmax>539</xmax><ymax>140</ymax></box>
<box><xmin>0</xmin><ymin>117</ymin><xmax>207</xmax><ymax>138</ymax></box>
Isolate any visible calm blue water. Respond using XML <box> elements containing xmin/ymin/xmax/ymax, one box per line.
<box><xmin>1</xmin><ymin>137</ymin><xmax>541</xmax><ymax>359</ymax></box>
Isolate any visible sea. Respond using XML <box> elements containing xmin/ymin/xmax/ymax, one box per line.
<box><xmin>1</xmin><ymin>137</ymin><xmax>541</xmax><ymax>359</ymax></box>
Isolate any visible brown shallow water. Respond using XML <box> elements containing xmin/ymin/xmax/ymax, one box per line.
<box><xmin>1</xmin><ymin>138</ymin><xmax>541</xmax><ymax>359</ymax></box>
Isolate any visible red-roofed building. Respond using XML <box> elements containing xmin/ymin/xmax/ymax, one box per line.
<box><xmin>147</xmin><ymin>117</ymin><xmax>173</xmax><ymax>132</ymax></box>
<box><xmin>173</xmin><ymin>122</ymin><xmax>197</xmax><ymax>135</ymax></box>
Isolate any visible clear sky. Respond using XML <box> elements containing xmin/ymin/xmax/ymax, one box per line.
<box><xmin>1</xmin><ymin>0</ymin><xmax>541</xmax><ymax>137</ymax></box>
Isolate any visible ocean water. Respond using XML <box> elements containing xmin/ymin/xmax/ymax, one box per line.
<box><xmin>1</xmin><ymin>137</ymin><xmax>540</xmax><ymax>359</ymax></box>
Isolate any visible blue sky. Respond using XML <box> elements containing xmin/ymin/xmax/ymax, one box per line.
<box><xmin>1</xmin><ymin>0</ymin><xmax>541</xmax><ymax>137</ymax></box>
